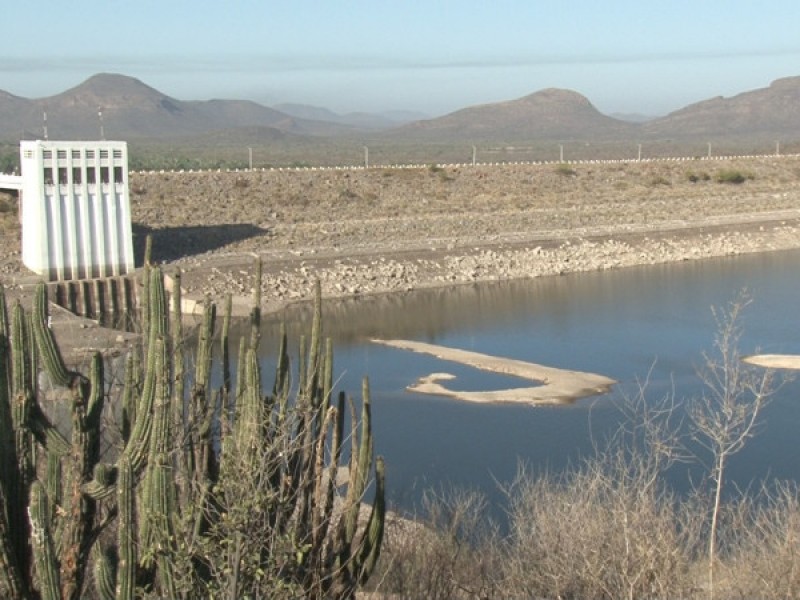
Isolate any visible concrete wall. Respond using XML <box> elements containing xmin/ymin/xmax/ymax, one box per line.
<box><xmin>20</xmin><ymin>140</ymin><xmax>135</xmax><ymax>281</ymax></box>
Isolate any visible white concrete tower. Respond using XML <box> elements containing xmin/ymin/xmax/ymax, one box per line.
<box><xmin>18</xmin><ymin>140</ymin><xmax>135</xmax><ymax>281</ymax></box>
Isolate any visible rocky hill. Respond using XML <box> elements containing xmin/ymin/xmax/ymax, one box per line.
<box><xmin>643</xmin><ymin>76</ymin><xmax>800</xmax><ymax>139</ymax></box>
<box><xmin>0</xmin><ymin>73</ymin><xmax>799</xmax><ymax>152</ymax></box>
<box><xmin>388</xmin><ymin>88</ymin><xmax>638</xmax><ymax>142</ymax></box>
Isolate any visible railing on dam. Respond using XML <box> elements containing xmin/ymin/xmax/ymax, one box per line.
<box><xmin>125</xmin><ymin>152</ymin><xmax>800</xmax><ymax>177</ymax></box>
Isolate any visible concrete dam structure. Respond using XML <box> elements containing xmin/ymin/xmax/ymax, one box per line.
<box><xmin>9</xmin><ymin>140</ymin><xmax>135</xmax><ymax>281</ymax></box>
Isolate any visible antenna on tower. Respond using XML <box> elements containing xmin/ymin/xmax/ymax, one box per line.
<box><xmin>43</xmin><ymin>111</ymin><xmax>48</xmax><ymax>140</ymax></box>
<box><xmin>98</xmin><ymin>108</ymin><xmax>105</xmax><ymax>140</ymax></box>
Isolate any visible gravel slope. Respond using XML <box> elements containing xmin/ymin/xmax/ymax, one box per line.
<box><xmin>131</xmin><ymin>156</ymin><xmax>800</xmax><ymax>314</ymax></box>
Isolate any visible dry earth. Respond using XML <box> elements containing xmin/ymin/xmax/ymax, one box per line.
<box><xmin>132</xmin><ymin>156</ymin><xmax>800</xmax><ymax>314</ymax></box>
<box><xmin>3</xmin><ymin>155</ymin><xmax>800</xmax><ymax>321</ymax></box>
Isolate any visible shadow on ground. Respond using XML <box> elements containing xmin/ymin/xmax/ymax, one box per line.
<box><xmin>133</xmin><ymin>223</ymin><xmax>269</xmax><ymax>263</ymax></box>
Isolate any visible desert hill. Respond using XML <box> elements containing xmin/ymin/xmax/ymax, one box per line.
<box><xmin>0</xmin><ymin>73</ymin><xmax>354</xmax><ymax>140</ymax></box>
<box><xmin>644</xmin><ymin>76</ymin><xmax>800</xmax><ymax>139</ymax></box>
<box><xmin>389</xmin><ymin>88</ymin><xmax>638</xmax><ymax>142</ymax></box>
<box><xmin>0</xmin><ymin>73</ymin><xmax>799</xmax><ymax>157</ymax></box>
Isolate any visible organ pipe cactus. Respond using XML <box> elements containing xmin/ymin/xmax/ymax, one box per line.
<box><xmin>0</xmin><ymin>265</ymin><xmax>385</xmax><ymax>599</ymax></box>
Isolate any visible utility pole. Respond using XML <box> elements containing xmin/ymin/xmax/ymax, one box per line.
<box><xmin>637</xmin><ymin>143</ymin><xmax>642</xmax><ymax>161</ymax></box>
<box><xmin>559</xmin><ymin>144</ymin><xmax>564</xmax><ymax>162</ymax></box>
<box><xmin>98</xmin><ymin>110</ymin><xmax>105</xmax><ymax>140</ymax></box>
<box><xmin>472</xmin><ymin>145</ymin><xmax>477</xmax><ymax>166</ymax></box>
<box><xmin>43</xmin><ymin>112</ymin><xmax>48</xmax><ymax>140</ymax></box>
<box><xmin>707</xmin><ymin>142</ymin><xmax>712</xmax><ymax>158</ymax></box>
<box><xmin>364</xmin><ymin>146</ymin><xmax>369</xmax><ymax>169</ymax></box>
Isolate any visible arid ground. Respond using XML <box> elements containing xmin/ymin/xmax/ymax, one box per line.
<box><xmin>3</xmin><ymin>155</ymin><xmax>800</xmax><ymax>321</ymax></box>
<box><xmin>132</xmin><ymin>155</ymin><xmax>800</xmax><ymax>314</ymax></box>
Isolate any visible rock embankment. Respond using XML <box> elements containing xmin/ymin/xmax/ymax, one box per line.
<box><xmin>173</xmin><ymin>218</ymin><xmax>800</xmax><ymax>314</ymax></box>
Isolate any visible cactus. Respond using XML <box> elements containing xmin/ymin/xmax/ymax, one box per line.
<box><xmin>115</xmin><ymin>457</ymin><xmax>135</xmax><ymax>600</ymax></box>
<box><xmin>0</xmin><ymin>268</ymin><xmax>385</xmax><ymax>599</ymax></box>
<box><xmin>28</xmin><ymin>481</ymin><xmax>60</xmax><ymax>600</ymax></box>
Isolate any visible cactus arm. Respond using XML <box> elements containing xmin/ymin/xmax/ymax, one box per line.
<box><xmin>0</xmin><ymin>283</ymin><xmax>16</xmax><ymax>486</ymax></box>
<box><xmin>31</xmin><ymin>283</ymin><xmax>72</xmax><ymax>388</ymax></box>
<box><xmin>121</xmin><ymin>269</ymin><xmax>169</xmax><ymax>473</ymax></box>
<box><xmin>120</xmin><ymin>352</ymin><xmax>138</xmax><ymax>445</ymax></box>
<box><xmin>221</xmin><ymin>293</ymin><xmax>232</xmax><ymax>399</ymax></box>
<box><xmin>356</xmin><ymin>456</ymin><xmax>386</xmax><ymax>586</ymax></box>
<box><xmin>0</xmin><ymin>482</ymin><xmax>27</xmax><ymax>599</ymax></box>
<box><xmin>58</xmin><ymin>359</ymin><xmax>102</xmax><ymax>600</ymax></box>
<box><xmin>11</xmin><ymin>303</ymin><xmax>34</xmax><ymax>526</ymax></box>
<box><xmin>249</xmin><ymin>257</ymin><xmax>262</xmax><ymax>352</ymax></box>
<box><xmin>29</xmin><ymin>481</ymin><xmax>60</xmax><ymax>600</ymax></box>
<box><xmin>115</xmin><ymin>457</ymin><xmax>135</xmax><ymax>600</ymax></box>
<box><xmin>304</xmin><ymin>280</ymin><xmax>323</xmax><ymax>401</ymax></box>
<box><xmin>140</xmin><ymin>337</ymin><xmax>179</xmax><ymax>597</ymax></box>
<box><xmin>310</xmin><ymin>406</ymin><xmax>337</xmax><ymax>557</ymax></box>
<box><xmin>91</xmin><ymin>545</ymin><xmax>116</xmax><ymax>600</ymax></box>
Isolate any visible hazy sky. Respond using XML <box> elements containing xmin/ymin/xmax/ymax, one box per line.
<box><xmin>4</xmin><ymin>1</ymin><xmax>800</xmax><ymax>118</ymax></box>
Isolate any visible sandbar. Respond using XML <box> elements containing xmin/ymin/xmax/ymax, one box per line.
<box><xmin>372</xmin><ymin>339</ymin><xmax>616</xmax><ymax>406</ymax></box>
<box><xmin>743</xmin><ymin>354</ymin><xmax>800</xmax><ymax>370</ymax></box>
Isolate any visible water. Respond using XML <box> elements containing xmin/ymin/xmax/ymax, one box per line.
<box><xmin>250</xmin><ymin>249</ymin><xmax>800</xmax><ymax>513</ymax></box>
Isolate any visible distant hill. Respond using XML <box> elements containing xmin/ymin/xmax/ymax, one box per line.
<box><xmin>643</xmin><ymin>76</ymin><xmax>800</xmax><ymax>139</ymax></box>
<box><xmin>386</xmin><ymin>88</ymin><xmax>638</xmax><ymax>143</ymax></box>
<box><xmin>0</xmin><ymin>73</ymin><xmax>352</xmax><ymax>140</ymax></box>
<box><xmin>610</xmin><ymin>112</ymin><xmax>659</xmax><ymax>123</ymax></box>
<box><xmin>1</xmin><ymin>72</ymin><xmax>799</xmax><ymax>149</ymax></box>
<box><xmin>275</xmin><ymin>102</ymin><xmax>427</xmax><ymax>129</ymax></box>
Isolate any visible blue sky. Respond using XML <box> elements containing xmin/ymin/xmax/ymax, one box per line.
<box><xmin>3</xmin><ymin>1</ymin><xmax>800</xmax><ymax>118</ymax></box>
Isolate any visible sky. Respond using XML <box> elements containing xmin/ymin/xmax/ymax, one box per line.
<box><xmin>3</xmin><ymin>1</ymin><xmax>800</xmax><ymax>118</ymax></box>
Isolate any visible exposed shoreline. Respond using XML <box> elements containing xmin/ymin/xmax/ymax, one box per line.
<box><xmin>146</xmin><ymin>157</ymin><xmax>800</xmax><ymax>316</ymax></box>
<box><xmin>173</xmin><ymin>210</ymin><xmax>800</xmax><ymax>317</ymax></box>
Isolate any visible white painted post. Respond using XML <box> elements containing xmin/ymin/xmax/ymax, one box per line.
<box><xmin>472</xmin><ymin>145</ymin><xmax>477</xmax><ymax>166</ymax></box>
<box><xmin>559</xmin><ymin>144</ymin><xmax>564</xmax><ymax>162</ymax></box>
<box><xmin>364</xmin><ymin>146</ymin><xmax>369</xmax><ymax>168</ymax></box>
<box><xmin>638</xmin><ymin>144</ymin><xmax>642</xmax><ymax>161</ymax></box>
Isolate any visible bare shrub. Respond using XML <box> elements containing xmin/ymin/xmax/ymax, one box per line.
<box><xmin>501</xmin><ymin>449</ymin><xmax>698</xmax><ymax>599</ymax></box>
<box><xmin>716</xmin><ymin>482</ymin><xmax>800</xmax><ymax>598</ymax></box>
<box><xmin>689</xmin><ymin>292</ymin><xmax>784</xmax><ymax>598</ymax></box>
<box><xmin>368</xmin><ymin>488</ymin><xmax>502</xmax><ymax>599</ymax></box>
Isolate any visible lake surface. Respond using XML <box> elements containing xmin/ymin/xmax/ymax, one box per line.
<box><xmin>250</xmin><ymin>249</ymin><xmax>800</xmax><ymax>513</ymax></box>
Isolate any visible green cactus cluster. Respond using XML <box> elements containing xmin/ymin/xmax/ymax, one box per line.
<box><xmin>0</xmin><ymin>258</ymin><xmax>385</xmax><ymax>599</ymax></box>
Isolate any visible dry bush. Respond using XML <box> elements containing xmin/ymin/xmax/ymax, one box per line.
<box><xmin>367</xmin><ymin>488</ymin><xmax>502</xmax><ymax>599</ymax></box>
<box><xmin>500</xmin><ymin>446</ymin><xmax>701</xmax><ymax>600</ymax></box>
<box><xmin>715</xmin><ymin>483</ymin><xmax>800</xmax><ymax>599</ymax></box>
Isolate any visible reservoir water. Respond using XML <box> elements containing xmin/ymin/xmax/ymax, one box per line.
<box><xmin>250</xmin><ymin>249</ymin><xmax>800</xmax><ymax>512</ymax></box>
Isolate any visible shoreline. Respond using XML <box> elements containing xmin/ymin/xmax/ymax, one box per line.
<box><xmin>172</xmin><ymin>211</ymin><xmax>800</xmax><ymax>317</ymax></box>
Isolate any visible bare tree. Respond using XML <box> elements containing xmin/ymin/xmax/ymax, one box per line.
<box><xmin>689</xmin><ymin>293</ymin><xmax>781</xmax><ymax>600</ymax></box>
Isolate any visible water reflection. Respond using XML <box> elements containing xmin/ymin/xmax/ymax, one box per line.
<box><xmin>246</xmin><ymin>249</ymin><xmax>800</xmax><ymax>515</ymax></box>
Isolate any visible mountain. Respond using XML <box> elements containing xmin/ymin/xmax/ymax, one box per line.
<box><xmin>275</xmin><ymin>103</ymin><xmax>427</xmax><ymax>129</ymax></box>
<box><xmin>1</xmin><ymin>73</ymin><xmax>799</xmax><ymax>146</ymax></box>
<box><xmin>0</xmin><ymin>73</ymin><xmax>352</xmax><ymax>140</ymax></box>
<box><xmin>387</xmin><ymin>88</ymin><xmax>638</xmax><ymax>142</ymax></box>
<box><xmin>643</xmin><ymin>76</ymin><xmax>800</xmax><ymax>138</ymax></box>
<box><xmin>610</xmin><ymin>112</ymin><xmax>659</xmax><ymax>123</ymax></box>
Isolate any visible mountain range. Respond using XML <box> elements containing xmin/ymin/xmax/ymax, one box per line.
<box><xmin>1</xmin><ymin>73</ymin><xmax>799</xmax><ymax>146</ymax></box>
